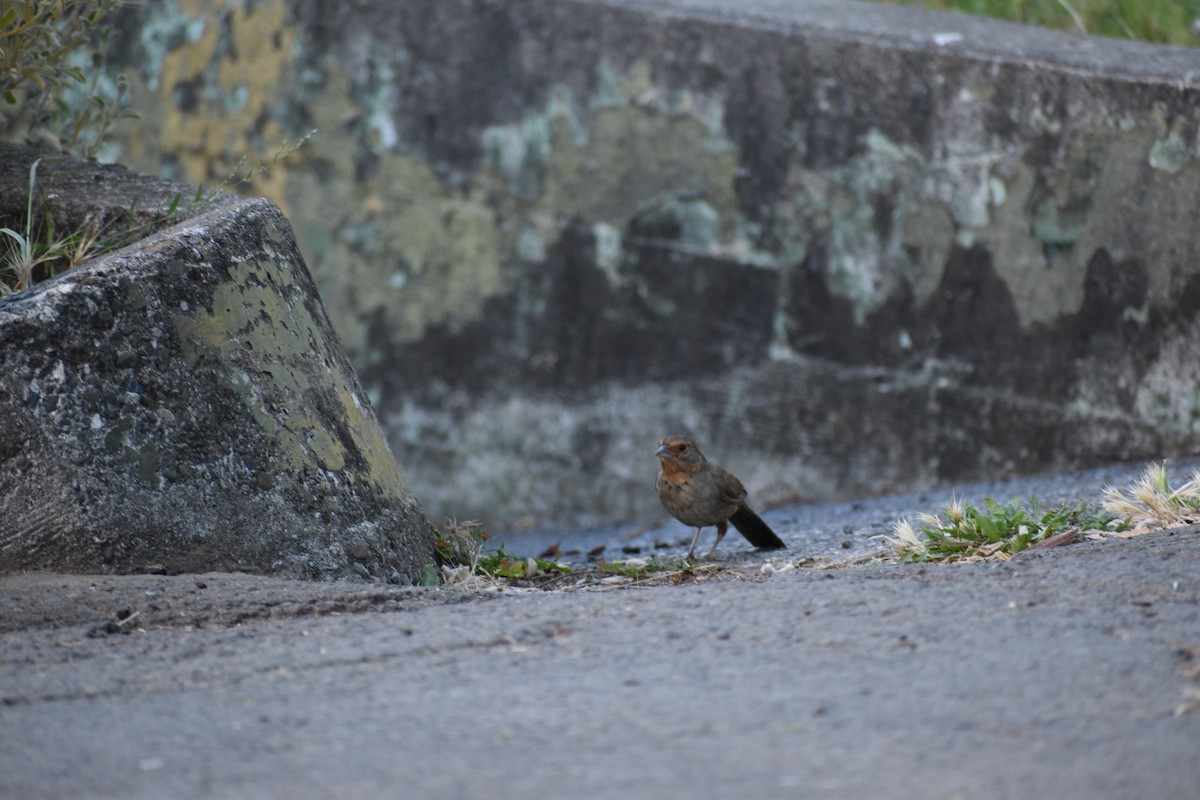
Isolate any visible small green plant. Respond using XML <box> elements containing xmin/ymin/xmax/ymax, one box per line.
<box><xmin>876</xmin><ymin>0</ymin><xmax>1200</xmax><ymax>47</ymax></box>
<box><xmin>430</xmin><ymin>520</ymin><xmax>734</xmax><ymax>590</ymax></box>
<box><xmin>0</xmin><ymin>157</ymin><xmax>199</xmax><ymax>295</ymax></box>
<box><xmin>209</xmin><ymin>129</ymin><xmax>318</xmax><ymax>196</ymax></box>
<box><xmin>599</xmin><ymin>555</ymin><xmax>674</xmax><ymax>579</ymax></box>
<box><xmin>0</xmin><ymin>127</ymin><xmax>313</xmax><ymax>295</ymax></box>
<box><xmin>477</xmin><ymin>548</ymin><xmax>572</xmax><ymax>580</ymax></box>
<box><xmin>0</xmin><ymin>157</ymin><xmax>54</xmax><ymax>294</ymax></box>
<box><xmin>433</xmin><ymin>518</ymin><xmax>571</xmax><ymax>586</ymax></box>
<box><xmin>1103</xmin><ymin>462</ymin><xmax>1200</xmax><ymax>529</ymax></box>
<box><xmin>433</xmin><ymin>517</ymin><xmax>490</xmax><ymax>572</ymax></box>
<box><xmin>886</xmin><ymin>495</ymin><xmax>1125</xmax><ymax>562</ymax></box>
<box><xmin>591</xmin><ymin>555</ymin><xmax>722</xmax><ymax>587</ymax></box>
<box><xmin>1</xmin><ymin>0</ymin><xmax>137</xmax><ymax>158</ymax></box>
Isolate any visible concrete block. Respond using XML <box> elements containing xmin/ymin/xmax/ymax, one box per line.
<box><xmin>0</xmin><ymin>145</ymin><xmax>433</xmax><ymax>580</ymax></box>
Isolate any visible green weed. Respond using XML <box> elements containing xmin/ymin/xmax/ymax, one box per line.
<box><xmin>0</xmin><ymin>157</ymin><xmax>198</xmax><ymax>294</ymax></box>
<box><xmin>206</xmin><ymin>129</ymin><xmax>318</xmax><ymax>197</ymax></box>
<box><xmin>429</xmin><ymin>520</ymin><xmax>724</xmax><ymax>589</ymax></box>
<box><xmin>875</xmin><ymin>0</ymin><xmax>1200</xmax><ymax>46</ymax></box>
<box><xmin>433</xmin><ymin>517</ymin><xmax>489</xmax><ymax>571</ymax></box>
<box><xmin>598</xmin><ymin>555</ymin><xmax>675</xmax><ymax>579</ymax></box>
<box><xmin>589</xmin><ymin>556</ymin><xmax>724</xmax><ymax>588</ymax></box>
<box><xmin>477</xmin><ymin>549</ymin><xmax>572</xmax><ymax>580</ymax></box>
<box><xmin>0</xmin><ymin>157</ymin><xmax>53</xmax><ymax>294</ymax></box>
<box><xmin>886</xmin><ymin>495</ymin><xmax>1125</xmax><ymax>562</ymax></box>
<box><xmin>433</xmin><ymin>518</ymin><xmax>572</xmax><ymax>586</ymax></box>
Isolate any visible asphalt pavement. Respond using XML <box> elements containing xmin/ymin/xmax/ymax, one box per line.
<box><xmin>2</xmin><ymin>460</ymin><xmax>1199</xmax><ymax>799</ymax></box>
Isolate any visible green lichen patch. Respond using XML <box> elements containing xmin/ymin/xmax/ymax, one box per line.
<box><xmin>173</xmin><ymin>258</ymin><xmax>407</xmax><ymax>497</ymax></box>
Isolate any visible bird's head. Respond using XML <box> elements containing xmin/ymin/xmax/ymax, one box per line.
<box><xmin>655</xmin><ymin>435</ymin><xmax>705</xmax><ymax>471</ymax></box>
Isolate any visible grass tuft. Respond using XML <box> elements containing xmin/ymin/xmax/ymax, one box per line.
<box><xmin>885</xmin><ymin>496</ymin><xmax>1124</xmax><ymax>562</ymax></box>
<box><xmin>1102</xmin><ymin>462</ymin><xmax>1200</xmax><ymax>529</ymax></box>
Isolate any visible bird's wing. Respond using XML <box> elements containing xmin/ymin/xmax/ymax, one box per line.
<box><xmin>715</xmin><ymin>467</ymin><xmax>748</xmax><ymax>506</ymax></box>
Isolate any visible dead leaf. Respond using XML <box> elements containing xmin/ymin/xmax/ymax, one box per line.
<box><xmin>1026</xmin><ymin>527</ymin><xmax>1081</xmax><ymax>551</ymax></box>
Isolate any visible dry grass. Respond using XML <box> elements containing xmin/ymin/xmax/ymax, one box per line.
<box><xmin>1102</xmin><ymin>462</ymin><xmax>1200</xmax><ymax>530</ymax></box>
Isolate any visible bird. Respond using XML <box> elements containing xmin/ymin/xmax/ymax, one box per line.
<box><xmin>655</xmin><ymin>435</ymin><xmax>786</xmax><ymax>559</ymax></box>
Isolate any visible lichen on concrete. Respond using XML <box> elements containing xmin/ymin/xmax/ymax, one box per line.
<box><xmin>0</xmin><ymin>145</ymin><xmax>431</xmax><ymax>579</ymax></box>
<box><xmin>122</xmin><ymin>0</ymin><xmax>299</xmax><ymax>205</ymax></box>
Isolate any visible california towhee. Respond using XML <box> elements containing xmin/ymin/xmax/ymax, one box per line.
<box><xmin>655</xmin><ymin>435</ymin><xmax>786</xmax><ymax>559</ymax></box>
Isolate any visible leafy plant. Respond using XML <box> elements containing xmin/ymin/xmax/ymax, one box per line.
<box><xmin>433</xmin><ymin>518</ymin><xmax>571</xmax><ymax>586</ymax></box>
<box><xmin>886</xmin><ymin>495</ymin><xmax>1125</xmax><ymax>562</ymax></box>
<box><xmin>1</xmin><ymin>0</ymin><xmax>136</xmax><ymax>158</ymax></box>
<box><xmin>875</xmin><ymin>0</ymin><xmax>1200</xmax><ymax>47</ymax></box>
<box><xmin>433</xmin><ymin>517</ymin><xmax>490</xmax><ymax>572</ymax></box>
<box><xmin>599</xmin><ymin>555</ymin><xmax>674</xmax><ymax>579</ymax></box>
<box><xmin>477</xmin><ymin>548</ymin><xmax>571</xmax><ymax>580</ymax></box>
<box><xmin>0</xmin><ymin>156</ymin><xmax>200</xmax><ymax>295</ymax></box>
<box><xmin>1103</xmin><ymin>462</ymin><xmax>1200</xmax><ymax>529</ymax></box>
<box><xmin>590</xmin><ymin>556</ymin><xmax>724</xmax><ymax>588</ymax></box>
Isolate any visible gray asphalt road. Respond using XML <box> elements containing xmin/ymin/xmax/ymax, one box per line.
<box><xmin>3</xmin><ymin>465</ymin><xmax>1200</xmax><ymax>799</ymax></box>
<box><xmin>499</xmin><ymin>456</ymin><xmax>1200</xmax><ymax>563</ymax></box>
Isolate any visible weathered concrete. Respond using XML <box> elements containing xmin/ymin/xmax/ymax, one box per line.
<box><xmin>0</xmin><ymin>145</ymin><xmax>433</xmax><ymax>581</ymax></box>
<box><xmin>99</xmin><ymin>0</ymin><xmax>1200</xmax><ymax>527</ymax></box>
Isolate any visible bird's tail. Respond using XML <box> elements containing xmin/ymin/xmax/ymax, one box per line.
<box><xmin>728</xmin><ymin>506</ymin><xmax>786</xmax><ymax>550</ymax></box>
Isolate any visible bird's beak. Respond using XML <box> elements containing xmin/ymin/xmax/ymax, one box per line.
<box><xmin>655</xmin><ymin>443</ymin><xmax>671</xmax><ymax>458</ymax></box>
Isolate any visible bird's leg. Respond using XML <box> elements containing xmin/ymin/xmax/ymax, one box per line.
<box><xmin>705</xmin><ymin>520</ymin><xmax>728</xmax><ymax>558</ymax></box>
<box><xmin>687</xmin><ymin>527</ymin><xmax>703</xmax><ymax>560</ymax></box>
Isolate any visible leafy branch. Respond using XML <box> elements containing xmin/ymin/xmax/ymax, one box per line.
<box><xmin>1</xmin><ymin>0</ymin><xmax>136</xmax><ymax>158</ymax></box>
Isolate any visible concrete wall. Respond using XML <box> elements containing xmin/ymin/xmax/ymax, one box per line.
<box><xmin>98</xmin><ymin>0</ymin><xmax>1200</xmax><ymax>527</ymax></box>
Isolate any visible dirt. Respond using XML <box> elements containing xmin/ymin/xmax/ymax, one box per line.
<box><xmin>3</xmin><ymin>469</ymin><xmax>1200</xmax><ymax>799</ymax></box>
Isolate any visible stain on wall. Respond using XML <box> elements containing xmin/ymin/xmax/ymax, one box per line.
<box><xmin>95</xmin><ymin>0</ymin><xmax>1200</xmax><ymax>526</ymax></box>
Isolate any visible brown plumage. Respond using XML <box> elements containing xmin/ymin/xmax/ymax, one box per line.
<box><xmin>655</xmin><ymin>435</ymin><xmax>786</xmax><ymax>559</ymax></box>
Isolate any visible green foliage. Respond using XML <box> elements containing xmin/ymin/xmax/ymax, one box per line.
<box><xmin>877</xmin><ymin>0</ymin><xmax>1200</xmax><ymax>46</ymax></box>
<box><xmin>598</xmin><ymin>555</ymin><xmax>674</xmax><ymax>579</ymax></box>
<box><xmin>433</xmin><ymin>518</ymin><xmax>571</xmax><ymax>585</ymax></box>
<box><xmin>432</xmin><ymin>518</ymin><xmax>490</xmax><ymax>571</ymax></box>
<box><xmin>418</xmin><ymin>563</ymin><xmax>440</xmax><ymax>587</ymax></box>
<box><xmin>887</xmin><ymin>495</ymin><xmax>1125</xmax><ymax>562</ymax></box>
<box><xmin>1</xmin><ymin>0</ymin><xmax>136</xmax><ymax>158</ymax></box>
<box><xmin>207</xmin><ymin>129</ymin><xmax>318</xmax><ymax>196</ymax></box>
<box><xmin>477</xmin><ymin>548</ymin><xmax>572</xmax><ymax>580</ymax></box>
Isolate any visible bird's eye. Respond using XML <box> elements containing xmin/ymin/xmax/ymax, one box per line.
<box><xmin>678</xmin><ymin>444</ymin><xmax>688</xmax><ymax>452</ymax></box>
